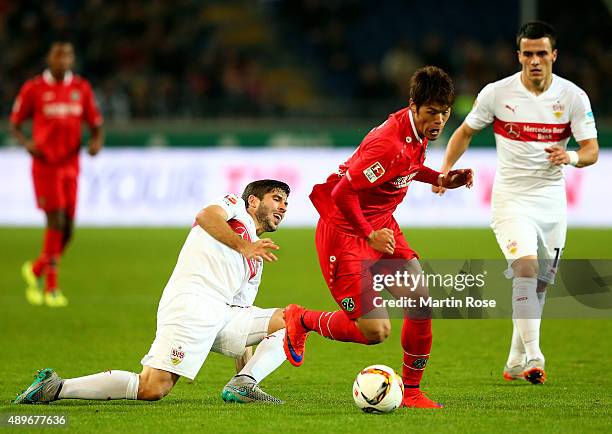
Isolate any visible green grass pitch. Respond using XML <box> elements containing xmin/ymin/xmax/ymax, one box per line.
<box><xmin>0</xmin><ymin>227</ymin><xmax>610</xmax><ymax>433</ymax></box>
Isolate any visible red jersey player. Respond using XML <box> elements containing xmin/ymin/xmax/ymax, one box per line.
<box><xmin>283</xmin><ymin>66</ymin><xmax>473</xmax><ymax>408</ymax></box>
<box><xmin>10</xmin><ymin>40</ymin><xmax>104</xmax><ymax>307</ymax></box>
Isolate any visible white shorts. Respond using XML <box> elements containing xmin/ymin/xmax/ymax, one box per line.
<box><xmin>491</xmin><ymin>213</ymin><xmax>566</xmax><ymax>284</ymax></box>
<box><xmin>140</xmin><ymin>292</ymin><xmax>277</xmax><ymax>380</ymax></box>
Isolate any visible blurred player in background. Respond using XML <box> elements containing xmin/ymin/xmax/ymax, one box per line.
<box><xmin>14</xmin><ymin>180</ymin><xmax>290</xmax><ymax>404</ymax></box>
<box><xmin>282</xmin><ymin>66</ymin><xmax>473</xmax><ymax>408</ymax></box>
<box><xmin>10</xmin><ymin>40</ymin><xmax>104</xmax><ymax>307</ymax></box>
<box><xmin>435</xmin><ymin>22</ymin><xmax>598</xmax><ymax>384</ymax></box>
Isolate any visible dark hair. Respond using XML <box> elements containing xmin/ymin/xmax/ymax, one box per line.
<box><xmin>516</xmin><ymin>21</ymin><xmax>557</xmax><ymax>50</ymax></box>
<box><xmin>48</xmin><ymin>39</ymin><xmax>75</xmax><ymax>54</ymax></box>
<box><xmin>50</xmin><ymin>35</ymin><xmax>74</xmax><ymax>47</ymax></box>
<box><xmin>409</xmin><ymin>66</ymin><xmax>455</xmax><ymax>110</ymax></box>
<box><xmin>241</xmin><ymin>179</ymin><xmax>290</xmax><ymax>208</ymax></box>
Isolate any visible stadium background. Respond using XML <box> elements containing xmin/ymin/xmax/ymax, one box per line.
<box><xmin>0</xmin><ymin>1</ymin><xmax>610</xmax><ymax>433</ymax></box>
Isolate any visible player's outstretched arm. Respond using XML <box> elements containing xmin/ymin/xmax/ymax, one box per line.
<box><xmin>439</xmin><ymin>168</ymin><xmax>474</xmax><ymax>189</ymax></box>
<box><xmin>545</xmin><ymin>138</ymin><xmax>599</xmax><ymax>168</ymax></box>
<box><xmin>196</xmin><ymin>205</ymin><xmax>279</xmax><ymax>261</ymax></box>
<box><xmin>434</xmin><ymin>122</ymin><xmax>477</xmax><ymax>195</ymax></box>
<box><xmin>331</xmin><ymin>176</ymin><xmax>395</xmax><ymax>254</ymax></box>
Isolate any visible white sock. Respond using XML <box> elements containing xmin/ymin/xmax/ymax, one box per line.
<box><xmin>59</xmin><ymin>370</ymin><xmax>139</xmax><ymax>400</ymax></box>
<box><xmin>512</xmin><ymin>277</ymin><xmax>544</xmax><ymax>361</ymax></box>
<box><xmin>238</xmin><ymin>329</ymin><xmax>286</xmax><ymax>383</ymax></box>
<box><xmin>537</xmin><ymin>290</ymin><xmax>546</xmax><ymax>313</ymax></box>
<box><xmin>506</xmin><ymin>319</ymin><xmax>526</xmax><ymax>367</ymax></box>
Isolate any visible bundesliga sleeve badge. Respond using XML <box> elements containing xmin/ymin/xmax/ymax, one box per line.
<box><xmin>363</xmin><ymin>162</ymin><xmax>385</xmax><ymax>183</ymax></box>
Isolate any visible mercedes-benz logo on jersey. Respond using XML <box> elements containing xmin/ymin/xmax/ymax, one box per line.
<box><xmin>504</xmin><ymin>122</ymin><xmax>520</xmax><ymax>139</ymax></box>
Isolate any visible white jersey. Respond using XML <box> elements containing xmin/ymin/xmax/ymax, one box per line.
<box><xmin>465</xmin><ymin>72</ymin><xmax>597</xmax><ymax>216</ymax></box>
<box><xmin>160</xmin><ymin>193</ymin><xmax>263</xmax><ymax>306</ymax></box>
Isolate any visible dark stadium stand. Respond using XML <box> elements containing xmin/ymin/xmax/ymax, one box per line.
<box><xmin>0</xmin><ymin>0</ymin><xmax>609</xmax><ymax>129</ymax></box>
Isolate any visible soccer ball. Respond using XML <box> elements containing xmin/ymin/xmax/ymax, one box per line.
<box><xmin>352</xmin><ymin>364</ymin><xmax>404</xmax><ymax>413</ymax></box>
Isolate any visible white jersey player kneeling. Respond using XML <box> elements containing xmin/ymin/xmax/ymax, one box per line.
<box><xmin>14</xmin><ymin>180</ymin><xmax>293</xmax><ymax>404</ymax></box>
<box><xmin>437</xmin><ymin>21</ymin><xmax>598</xmax><ymax>384</ymax></box>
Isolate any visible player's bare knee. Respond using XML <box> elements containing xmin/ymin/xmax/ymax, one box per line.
<box><xmin>138</xmin><ymin>379</ymin><xmax>172</xmax><ymax>401</ymax></box>
<box><xmin>138</xmin><ymin>372</ymin><xmax>174</xmax><ymax>401</ymax></box>
<box><xmin>267</xmin><ymin>308</ymin><xmax>285</xmax><ymax>334</ymax></box>
<box><xmin>512</xmin><ymin>258</ymin><xmax>539</xmax><ymax>278</ymax></box>
<box><xmin>514</xmin><ymin>267</ymin><xmax>538</xmax><ymax>278</ymax></box>
<box><xmin>358</xmin><ymin>320</ymin><xmax>391</xmax><ymax>344</ymax></box>
<box><xmin>46</xmin><ymin>211</ymin><xmax>66</xmax><ymax>231</ymax></box>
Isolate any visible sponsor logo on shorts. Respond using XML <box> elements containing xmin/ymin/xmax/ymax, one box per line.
<box><xmin>171</xmin><ymin>346</ymin><xmax>185</xmax><ymax>365</ymax></box>
<box><xmin>413</xmin><ymin>358</ymin><xmax>428</xmax><ymax>369</ymax></box>
<box><xmin>363</xmin><ymin>162</ymin><xmax>385</xmax><ymax>183</ymax></box>
<box><xmin>341</xmin><ymin>297</ymin><xmax>355</xmax><ymax>312</ymax></box>
<box><xmin>506</xmin><ymin>240</ymin><xmax>518</xmax><ymax>255</ymax></box>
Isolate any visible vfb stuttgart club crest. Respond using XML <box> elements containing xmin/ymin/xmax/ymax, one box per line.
<box><xmin>553</xmin><ymin>102</ymin><xmax>565</xmax><ymax>119</ymax></box>
<box><xmin>341</xmin><ymin>297</ymin><xmax>355</xmax><ymax>312</ymax></box>
<box><xmin>171</xmin><ymin>346</ymin><xmax>185</xmax><ymax>365</ymax></box>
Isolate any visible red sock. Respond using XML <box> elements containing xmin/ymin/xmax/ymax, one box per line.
<box><xmin>401</xmin><ymin>318</ymin><xmax>432</xmax><ymax>388</ymax></box>
<box><xmin>39</xmin><ymin>229</ymin><xmax>63</xmax><ymax>293</ymax></box>
<box><xmin>302</xmin><ymin>310</ymin><xmax>369</xmax><ymax>344</ymax></box>
<box><xmin>32</xmin><ymin>255</ymin><xmax>47</xmax><ymax>277</ymax></box>
<box><xmin>46</xmin><ymin>262</ymin><xmax>58</xmax><ymax>293</ymax></box>
<box><xmin>33</xmin><ymin>229</ymin><xmax>64</xmax><ymax>277</ymax></box>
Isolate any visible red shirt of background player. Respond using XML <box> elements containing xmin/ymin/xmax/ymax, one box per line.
<box><xmin>10</xmin><ymin>70</ymin><xmax>103</xmax><ymax>171</ymax></box>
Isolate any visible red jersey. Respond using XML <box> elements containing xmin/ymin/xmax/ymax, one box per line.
<box><xmin>10</xmin><ymin>70</ymin><xmax>103</xmax><ymax>168</ymax></box>
<box><xmin>310</xmin><ymin>107</ymin><xmax>428</xmax><ymax>235</ymax></box>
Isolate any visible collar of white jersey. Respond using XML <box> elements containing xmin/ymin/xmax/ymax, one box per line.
<box><xmin>245</xmin><ymin>210</ymin><xmax>260</xmax><ymax>241</ymax></box>
<box><xmin>408</xmin><ymin>108</ymin><xmax>423</xmax><ymax>143</ymax></box>
<box><xmin>517</xmin><ymin>71</ymin><xmax>558</xmax><ymax>96</ymax></box>
<box><xmin>43</xmin><ymin>69</ymin><xmax>74</xmax><ymax>85</ymax></box>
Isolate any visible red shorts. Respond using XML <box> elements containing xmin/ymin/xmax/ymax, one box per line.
<box><xmin>32</xmin><ymin>164</ymin><xmax>79</xmax><ymax>218</ymax></box>
<box><xmin>315</xmin><ymin>218</ymin><xmax>417</xmax><ymax>319</ymax></box>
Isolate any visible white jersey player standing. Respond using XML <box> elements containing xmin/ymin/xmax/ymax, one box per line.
<box><xmin>435</xmin><ymin>21</ymin><xmax>598</xmax><ymax>384</ymax></box>
<box><xmin>14</xmin><ymin>180</ymin><xmax>292</xmax><ymax>404</ymax></box>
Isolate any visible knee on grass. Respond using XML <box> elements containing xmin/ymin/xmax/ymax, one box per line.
<box><xmin>137</xmin><ymin>374</ymin><xmax>174</xmax><ymax>401</ymax></box>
